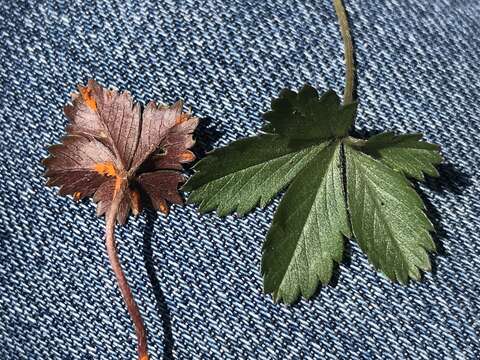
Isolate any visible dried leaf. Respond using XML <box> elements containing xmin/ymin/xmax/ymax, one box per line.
<box><xmin>44</xmin><ymin>79</ymin><xmax>198</xmax><ymax>223</ymax></box>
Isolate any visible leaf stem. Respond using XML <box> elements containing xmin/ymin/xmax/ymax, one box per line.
<box><xmin>333</xmin><ymin>0</ymin><xmax>355</xmax><ymax>105</ymax></box>
<box><xmin>105</xmin><ymin>184</ymin><xmax>149</xmax><ymax>360</ymax></box>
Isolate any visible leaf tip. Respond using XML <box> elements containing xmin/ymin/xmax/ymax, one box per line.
<box><xmin>79</xmin><ymin>84</ymin><xmax>97</xmax><ymax>111</ymax></box>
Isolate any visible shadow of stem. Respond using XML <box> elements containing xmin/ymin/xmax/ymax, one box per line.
<box><xmin>142</xmin><ymin>209</ymin><xmax>175</xmax><ymax>360</ymax></box>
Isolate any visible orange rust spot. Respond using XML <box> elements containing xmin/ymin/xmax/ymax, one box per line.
<box><xmin>92</xmin><ymin>162</ymin><xmax>125</xmax><ymax>198</ymax></box>
<box><xmin>176</xmin><ymin>112</ymin><xmax>190</xmax><ymax>124</ymax></box>
<box><xmin>73</xmin><ymin>192</ymin><xmax>81</xmax><ymax>201</ymax></box>
<box><xmin>158</xmin><ymin>201</ymin><xmax>169</xmax><ymax>215</ymax></box>
<box><xmin>113</xmin><ymin>176</ymin><xmax>123</xmax><ymax>196</ymax></box>
<box><xmin>139</xmin><ymin>355</ymin><xmax>149</xmax><ymax>360</ymax></box>
<box><xmin>93</xmin><ymin>162</ymin><xmax>117</xmax><ymax>177</ymax></box>
<box><xmin>79</xmin><ymin>86</ymin><xmax>97</xmax><ymax>111</ymax></box>
<box><xmin>179</xmin><ymin>150</ymin><xmax>195</xmax><ymax>162</ymax></box>
<box><xmin>130</xmin><ymin>189</ymin><xmax>142</xmax><ymax>216</ymax></box>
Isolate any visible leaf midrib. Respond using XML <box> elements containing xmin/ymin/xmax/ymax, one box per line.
<box><xmin>276</xmin><ymin>145</ymin><xmax>338</xmax><ymax>295</ymax></box>
<box><xmin>356</xmin><ymin>157</ymin><xmax>426</xmax><ymax>275</ymax></box>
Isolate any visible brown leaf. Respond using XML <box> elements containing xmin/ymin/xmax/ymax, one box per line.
<box><xmin>44</xmin><ymin>80</ymin><xmax>199</xmax><ymax>223</ymax></box>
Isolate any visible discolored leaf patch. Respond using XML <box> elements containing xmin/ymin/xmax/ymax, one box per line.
<box><xmin>44</xmin><ymin>79</ymin><xmax>199</xmax><ymax>224</ymax></box>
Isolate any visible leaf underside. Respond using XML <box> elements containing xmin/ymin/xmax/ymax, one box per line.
<box><xmin>184</xmin><ymin>85</ymin><xmax>442</xmax><ymax>304</ymax></box>
<box><xmin>44</xmin><ymin>80</ymin><xmax>198</xmax><ymax>224</ymax></box>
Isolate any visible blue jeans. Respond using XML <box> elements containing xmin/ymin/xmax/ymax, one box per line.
<box><xmin>0</xmin><ymin>0</ymin><xmax>479</xmax><ymax>358</ymax></box>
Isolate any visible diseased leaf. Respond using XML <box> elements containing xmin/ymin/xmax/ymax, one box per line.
<box><xmin>43</xmin><ymin>135</ymin><xmax>119</xmax><ymax>199</ymax></box>
<box><xmin>183</xmin><ymin>135</ymin><xmax>328</xmax><ymax>216</ymax></box>
<box><xmin>185</xmin><ymin>84</ymin><xmax>442</xmax><ymax>304</ymax></box>
<box><xmin>137</xmin><ymin>171</ymin><xmax>185</xmax><ymax>214</ymax></box>
<box><xmin>262</xmin><ymin>142</ymin><xmax>351</xmax><ymax>303</ymax></box>
<box><xmin>44</xmin><ymin>80</ymin><xmax>199</xmax><ymax>360</ymax></box>
<box><xmin>44</xmin><ymin>79</ymin><xmax>198</xmax><ymax>223</ymax></box>
<box><xmin>362</xmin><ymin>132</ymin><xmax>442</xmax><ymax>180</ymax></box>
<box><xmin>64</xmin><ymin>80</ymin><xmax>142</xmax><ymax>169</ymax></box>
<box><xmin>344</xmin><ymin>145</ymin><xmax>435</xmax><ymax>283</ymax></box>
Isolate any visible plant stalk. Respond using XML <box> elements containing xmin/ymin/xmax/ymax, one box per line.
<box><xmin>105</xmin><ymin>183</ymin><xmax>149</xmax><ymax>360</ymax></box>
<box><xmin>333</xmin><ymin>0</ymin><xmax>355</xmax><ymax>105</ymax></box>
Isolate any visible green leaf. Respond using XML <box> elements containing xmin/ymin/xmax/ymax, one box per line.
<box><xmin>362</xmin><ymin>132</ymin><xmax>442</xmax><ymax>180</ymax></box>
<box><xmin>182</xmin><ymin>134</ymin><xmax>329</xmax><ymax>216</ymax></box>
<box><xmin>263</xmin><ymin>85</ymin><xmax>357</xmax><ymax>140</ymax></box>
<box><xmin>262</xmin><ymin>142</ymin><xmax>351</xmax><ymax>303</ymax></box>
<box><xmin>344</xmin><ymin>145</ymin><xmax>435</xmax><ymax>283</ymax></box>
<box><xmin>185</xmin><ymin>85</ymin><xmax>442</xmax><ymax>304</ymax></box>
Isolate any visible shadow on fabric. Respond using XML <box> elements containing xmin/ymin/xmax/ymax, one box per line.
<box><xmin>190</xmin><ymin>116</ymin><xmax>225</xmax><ymax>161</ymax></box>
<box><xmin>138</xmin><ymin>115</ymin><xmax>225</xmax><ymax>357</ymax></box>
<box><xmin>142</xmin><ymin>209</ymin><xmax>175</xmax><ymax>360</ymax></box>
<box><xmin>420</xmin><ymin>163</ymin><xmax>472</xmax><ymax>274</ymax></box>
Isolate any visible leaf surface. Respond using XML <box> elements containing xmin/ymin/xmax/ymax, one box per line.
<box><xmin>64</xmin><ymin>80</ymin><xmax>142</xmax><ymax>169</ymax></box>
<box><xmin>345</xmin><ymin>145</ymin><xmax>435</xmax><ymax>283</ymax></box>
<box><xmin>362</xmin><ymin>132</ymin><xmax>442</xmax><ymax>180</ymax></box>
<box><xmin>45</xmin><ymin>80</ymin><xmax>198</xmax><ymax>223</ymax></box>
<box><xmin>183</xmin><ymin>135</ymin><xmax>329</xmax><ymax>216</ymax></box>
<box><xmin>43</xmin><ymin>135</ymin><xmax>119</xmax><ymax>199</ymax></box>
<box><xmin>262</xmin><ymin>142</ymin><xmax>351</xmax><ymax>303</ymax></box>
<box><xmin>263</xmin><ymin>85</ymin><xmax>356</xmax><ymax>140</ymax></box>
<box><xmin>184</xmin><ymin>85</ymin><xmax>442</xmax><ymax>303</ymax></box>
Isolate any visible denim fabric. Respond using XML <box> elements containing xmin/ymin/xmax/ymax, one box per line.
<box><xmin>1</xmin><ymin>0</ymin><xmax>479</xmax><ymax>359</ymax></box>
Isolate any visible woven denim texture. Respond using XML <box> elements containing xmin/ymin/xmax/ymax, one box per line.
<box><xmin>1</xmin><ymin>0</ymin><xmax>479</xmax><ymax>359</ymax></box>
